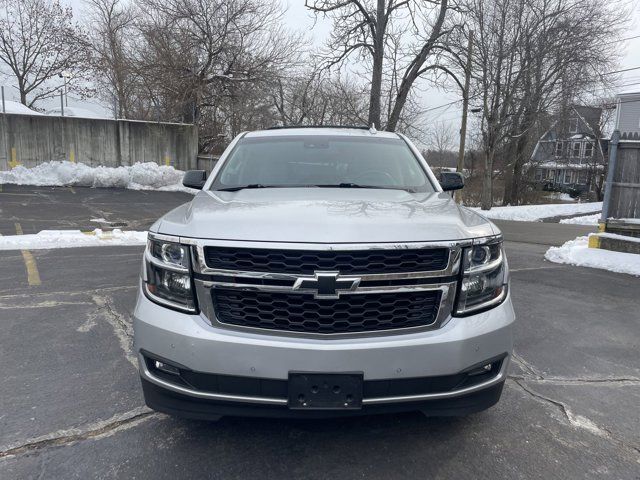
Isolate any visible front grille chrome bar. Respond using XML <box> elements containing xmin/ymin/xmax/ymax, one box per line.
<box><xmin>190</xmin><ymin>240</ymin><xmax>463</xmax><ymax>280</ymax></box>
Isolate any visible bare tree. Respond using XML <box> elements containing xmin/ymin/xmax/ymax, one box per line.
<box><xmin>429</xmin><ymin>120</ymin><xmax>456</xmax><ymax>153</ymax></box>
<box><xmin>134</xmin><ymin>0</ymin><xmax>302</xmax><ymax>124</ymax></box>
<box><xmin>462</xmin><ymin>0</ymin><xmax>627</xmax><ymax>209</ymax></box>
<box><xmin>306</xmin><ymin>0</ymin><xmax>457</xmax><ymax>131</ymax></box>
<box><xmin>84</xmin><ymin>0</ymin><xmax>136</xmax><ymax>118</ymax></box>
<box><xmin>0</xmin><ymin>0</ymin><xmax>89</xmax><ymax>107</ymax></box>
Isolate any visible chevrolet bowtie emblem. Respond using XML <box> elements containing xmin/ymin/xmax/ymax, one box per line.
<box><xmin>292</xmin><ymin>271</ymin><xmax>361</xmax><ymax>299</ymax></box>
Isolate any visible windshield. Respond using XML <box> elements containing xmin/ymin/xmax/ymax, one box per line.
<box><xmin>210</xmin><ymin>135</ymin><xmax>435</xmax><ymax>193</ymax></box>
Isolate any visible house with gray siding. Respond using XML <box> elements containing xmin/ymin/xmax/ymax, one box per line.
<box><xmin>530</xmin><ymin>105</ymin><xmax>607</xmax><ymax>195</ymax></box>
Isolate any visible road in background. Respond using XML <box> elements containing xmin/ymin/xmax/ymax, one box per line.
<box><xmin>1</xmin><ymin>186</ymin><xmax>638</xmax><ymax>479</ymax></box>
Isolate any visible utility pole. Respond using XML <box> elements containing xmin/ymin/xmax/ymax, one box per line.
<box><xmin>456</xmin><ymin>31</ymin><xmax>473</xmax><ymax>203</ymax></box>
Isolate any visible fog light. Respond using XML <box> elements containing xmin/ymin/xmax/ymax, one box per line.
<box><xmin>154</xmin><ymin>360</ymin><xmax>180</xmax><ymax>375</ymax></box>
<box><xmin>468</xmin><ymin>363</ymin><xmax>493</xmax><ymax>376</ymax></box>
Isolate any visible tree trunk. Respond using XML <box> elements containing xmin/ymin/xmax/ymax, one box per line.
<box><xmin>367</xmin><ymin>0</ymin><xmax>385</xmax><ymax>128</ymax></box>
<box><xmin>18</xmin><ymin>77</ymin><xmax>27</xmax><ymax>105</ymax></box>
<box><xmin>481</xmin><ymin>149</ymin><xmax>494</xmax><ymax>210</ymax></box>
<box><xmin>386</xmin><ymin>79</ymin><xmax>409</xmax><ymax>131</ymax></box>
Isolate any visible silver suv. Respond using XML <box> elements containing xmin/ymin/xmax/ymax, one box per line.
<box><xmin>134</xmin><ymin>127</ymin><xmax>514</xmax><ymax>419</ymax></box>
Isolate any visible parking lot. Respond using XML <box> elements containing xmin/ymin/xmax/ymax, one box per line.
<box><xmin>1</xmin><ymin>185</ymin><xmax>639</xmax><ymax>479</ymax></box>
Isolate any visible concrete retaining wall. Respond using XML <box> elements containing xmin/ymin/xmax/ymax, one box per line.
<box><xmin>0</xmin><ymin>113</ymin><xmax>198</xmax><ymax>170</ymax></box>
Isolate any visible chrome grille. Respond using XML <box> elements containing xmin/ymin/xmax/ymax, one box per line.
<box><xmin>203</xmin><ymin>246</ymin><xmax>449</xmax><ymax>275</ymax></box>
<box><xmin>193</xmin><ymin>241</ymin><xmax>461</xmax><ymax>336</ymax></box>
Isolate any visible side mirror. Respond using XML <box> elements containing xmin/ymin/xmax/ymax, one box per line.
<box><xmin>183</xmin><ymin>170</ymin><xmax>207</xmax><ymax>190</ymax></box>
<box><xmin>439</xmin><ymin>171</ymin><xmax>464</xmax><ymax>191</ymax></box>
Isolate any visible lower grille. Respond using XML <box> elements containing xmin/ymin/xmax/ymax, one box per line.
<box><xmin>211</xmin><ymin>289</ymin><xmax>442</xmax><ymax>334</ymax></box>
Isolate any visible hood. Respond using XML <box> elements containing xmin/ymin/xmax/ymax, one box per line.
<box><xmin>153</xmin><ymin>188</ymin><xmax>497</xmax><ymax>243</ymax></box>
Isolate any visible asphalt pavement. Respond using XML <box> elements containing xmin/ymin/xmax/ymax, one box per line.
<box><xmin>0</xmin><ymin>185</ymin><xmax>638</xmax><ymax>479</ymax></box>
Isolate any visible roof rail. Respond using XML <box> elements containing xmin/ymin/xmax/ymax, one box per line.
<box><xmin>267</xmin><ymin>125</ymin><xmax>370</xmax><ymax>130</ymax></box>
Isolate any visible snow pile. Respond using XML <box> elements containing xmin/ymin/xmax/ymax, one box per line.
<box><xmin>46</xmin><ymin>106</ymin><xmax>107</xmax><ymax>119</ymax></box>
<box><xmin>545</xmin><ymin>235</ymin><xmax>640</xmax><ymax>276</ymax></box>
<box><xmin>0</xmin><ymin>161</ymin><xmax>195</xmax><ymax>192</ymax></box>
<box><xmin>471</xmin><ymin>202</ymin><xmax>602</xmax><ymax>222</ymax></box>
<box><xmin>545</xmin><ymin>192</ymin><xmax>575</xmax><ymax>202</ymax></box>
<box><xmin>559</xmin><ymin>213</ymin><xmax>600</xmax><ymax>225</ymax></box>
<box><xmin>0</xmin><ymin>229</ymin><xmax>147</xmax><ymax>251</ymax></box>
<box><xmin>2</xmin><ymin>100</ymin><xmax>43</xmax><ymax>115</ymax></box>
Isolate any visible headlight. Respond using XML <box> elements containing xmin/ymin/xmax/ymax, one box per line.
<box><xmin>143</xmin><ymin>235</ymin><xmax>196</xmax><ymax>313</ymax></box>
<box><xmin>455</xmin><ymin>237</ymin><xmax>508</xmax><ymax>315</ymax></box>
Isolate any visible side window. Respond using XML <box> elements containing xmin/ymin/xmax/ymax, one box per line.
<box><xmin>584</xmin><ymin>142</ymin><xmax>593</xmax><ymax>158</ymax></box>
<box><xmin>569</xmin><ymin>118</ymin><xmax>578</xmax><ymax>133</ymax></box>
<box><xmin>578</xmin><ymin>170</ymin><xmax>587</xmax><ymax>184</ymax></box>
<box><xmin>534</xmin><ymin>169</ymin><xmax>543</xmax><ymax>181</ymax></box>
<box><xmin>555</xmin><ymin>141</ymin><xmax>563</xmax><ymax>157</ymax></box>
<box><xmin>571</xmin><ymin>142</ymin><xmax>581</xmax><ymax>157</ymax></box>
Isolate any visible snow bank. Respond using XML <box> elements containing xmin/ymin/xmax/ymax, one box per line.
<box><xmin>545</xmin><ymin>192</ymin><xmax>575</xmax><ymax>202</ymax></box>
<box><xmin>0</xmin><ymin>229</ymin><xmax>147</xmax><ymax>251</ymax></box>
<box><xmin>545</xmin><ymin>235</ymin><xmax>640</xmax><ymax>276</ymax></box>
<box><xmin>0</xmin><ymin>161</ymin><xmax>195</xmax><ymax>192</ymax></box>
<box><xmin>559</xmin><ymin>213</ymin><xmax>600</xmax><ymax>225</ymax></box>
<box><xmin>2</xmin><ymin>100</ymin><xmax>43</xmax><ymax>115</ymax></box>
<box><xmin>471</xmin><ymin>202</ymin><xmax>602</xmax><ymax>222</ymax></box>
<box><xmin>46</xmin><ymin>106</ymin><xmax>108</xmax><ymax>119</ymax></box>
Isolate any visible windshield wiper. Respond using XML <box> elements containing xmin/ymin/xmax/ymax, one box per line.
<box><xmin>315</xmin><ymin>183</ymin><xmax>416</xmax><ymax>193</ymax></box>
<box><xmin>216</xmin><ymin>183</ymin><xmax>416</xmax><ymax>193</ymax></box>
<box><xmin>215</xmin><ymin>184</ymin><xmax>270</xmax><ymax>192</ymax></box>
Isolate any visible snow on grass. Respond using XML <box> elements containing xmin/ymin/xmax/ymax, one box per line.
<box><xmin>559</xmin><ymin>213</ymin><xmax>600</xmax><ymax>225</ymax></box>
<box><xmin>545</xmin><ymin>192</ymin><xmax>576</xmax><ymax>202</ymax></box>
<box><xmin>0</xmin><ymin>161</ymin><xmax>196</xmax><ymax>193</ymax></box>
<box><xmin>0</xmin><ymin>229</ymin><xmax>147</xmax><ymax>251</ymax></box>
<box><xmin>2</xmin><ymin>100</ymin><xmax>43</xmax><ymax>115</ymax></box>
<box><xmin>545</xmin><ymin>235</ymin><xmax>640</xmax><ymax>276</ymax></box>
<box><xmin>471</xmin><ymin>202</ymin><xmax>602</xmax><ymax>222</ymax></box>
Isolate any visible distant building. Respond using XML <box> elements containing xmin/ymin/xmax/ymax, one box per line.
<box><xmin>530</xmin><ymin>105</ymin><xmax>607</xmax><ymax>195</ymax></box>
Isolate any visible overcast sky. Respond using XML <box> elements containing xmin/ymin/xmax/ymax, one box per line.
<box><xmin>5</xmin><ymin>0</ymin><xmax>640</xmax><ymax>140</ymax></box>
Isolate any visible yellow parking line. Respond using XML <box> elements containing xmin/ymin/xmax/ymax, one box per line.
<box><xmin>14</xmin><ymin>223</ymin><xmax>41</xmax><ymax>286</ymax></box>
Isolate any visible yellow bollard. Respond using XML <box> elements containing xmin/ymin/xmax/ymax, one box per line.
<box><xmin>8</xmin><ymin>147</ymin><xmax>20</xmax><ymax>169</ymax></box>
<box><xmin>588</xmin><ymin>235</ymin><xmax>601</xmax><ymax>249</ymax></box>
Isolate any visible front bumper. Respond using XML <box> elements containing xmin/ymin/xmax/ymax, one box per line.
<box><xmin>133</xmin><ymin>288</ymin><xmax>515</xmax><ymax>418</ymax></box>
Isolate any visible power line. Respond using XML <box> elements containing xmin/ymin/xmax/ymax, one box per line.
<box><xmin>425</xmin><ymin>67</ymin><xmax>640</xmax><ymax>114</ymax></box>
<box><xmin>601</xmin><ymin>66</ymin><xmax>640</xmax><ymax>76</ymax></box>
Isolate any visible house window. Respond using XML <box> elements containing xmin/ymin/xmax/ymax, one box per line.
<box><xmin>571</xmin><ymin>142</ymin><xmax>581</xmax><ymax>157</ymax></box>
<box><xmin>564</xmin><ymin>170</ymin><xmax>572</xmax><ymax>184</ymax></box>
<box><xmin>584</xmin><ymin>142</ymin><xmax>593</xmax><ymax>158</ymax></box>
<box><xmin>569</xmin><ymin>118</ymin><xmax>578</xmax><ymax>133</ymax></box>
<box><xmin>555</xmin><ymin>141</ymin><xmax>563</xmax><ymax>157</ymax></box>
<box><xmin>535</xmin><ymin>169</ymin><xmax>543</xmax><ymax>181</ymax></box>
<box><xmin>578</xmin><ymin>170</ymin><xmax>587</xmax><ymax>184</ymax></box>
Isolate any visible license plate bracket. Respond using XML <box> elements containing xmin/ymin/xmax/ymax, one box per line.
<box><xmin>288</xmin><ymin>372</ymin><xmax>364</xmax><ymax>410</ymax></box>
